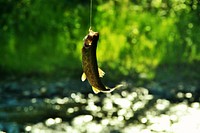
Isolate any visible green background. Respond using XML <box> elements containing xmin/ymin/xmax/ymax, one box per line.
<box><xmin>0</xmin><ymin>0</ymin><xmax>199</xmax><ymax>80</ymax></box>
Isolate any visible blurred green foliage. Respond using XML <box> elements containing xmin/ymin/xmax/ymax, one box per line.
<box><xmin>0</xmin><ymin>0</ymin><xmax>199</xmax><ymax>78</ymax></box>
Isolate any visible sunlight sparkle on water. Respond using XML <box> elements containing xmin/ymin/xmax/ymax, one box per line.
<box><xmin>121</xmin><ymin>91</ymin><xmax>128</xmax><ymax>97</ymax></box>
<box><xmin>56</xmin><ymin>97</ymin><xmax>68</xmax><ymax>104</ymax></box>
<box><xmin>101</xmin><ymin>119</ymin><xmax>109</xmax><ymax>125</ymax></box>
<box><xmin>24</xmin><ymin>87</ymin><xmax>200</xmax><ymax>133</ymax></box>
<box><xmin>170</xmin><ymin>104</ymin><xmax>200</xmax><ymax>133</ymax></box>
<box><xmin>25</xmin><ymin>126</ymin><xmax>32</xmax><ymax>132</ymax></box>
<box><xmin>149</xmin><ymin>115</ymin><xmax>171</xmax><ymax>132</ymax></box>
<box><xmin>67</xmin><ymin>108</ymin><xmax>74</xmax><ymax>113</ymax></box>
<box><xmin>45</xmin><ymin>117</ymin><xmax>62</xmax><ymax>126</ymax></box>
<box><xmin>185</xmin><ymin>92</ymin><xmax>192</xmax><ymax>98</ymax></box>
<box><xmin>117</xmin><ymin>108</ymin><xmax>127</xmax><ymax>116</ymax></box>
<box><xmin>177</xmin><ymin>92</ymin><xmax>184</xmax><ymax>98</ymax></box>
<box><xmin>86</xmin><ymin>101</ymin><xmax>100</xmax><ymax>111</ymax></box>
<box><xmin>45</xmin><ymin>118</ymin><xmax>55</xmax><ymax>126</ymax></box>
<box><xmin>31</xmin><ymin>98</ymin><xmax>37</xmax><ymax>103</ymax></box>
<box><xmin>132</xmin><ymin>101</ymin><xmax>145</xmax><ymax>111</ymax></box>
<box><xmin>103</xmin><ymin>99</ymin><xmax>113</xmax><ymax>110</ymax></box>
<box><xmin>127</xmin><ymin>92</ymin><xmax>137</xmax><ymax>101</ymax></box>
<box><xmin>155</xmin><ymin>99</ymin><xmax>170</xmax><ymax>110</ymax></box>
<box><xmin>141</xmin><ymin>117</ymin><xmax>148</xmax><ymax>124</ymax></box>
<box><xmin>191</xmin><ymin>102</ymin><xmax>200</xmax><ymax>108</ymax></box>
<box><xmin>114</xmin><ymin>98</ymin><xmax>131</xmax><ymax>108</ymax></box>
<box><xmin>73</xmin><ymin>115</ymin><xmax>93</xmax><ymax>125</ymax></box>
<box><xmin>71</xmin><ymin>93</ymin><xmax>85</xmax><ymax>103</ymax></box>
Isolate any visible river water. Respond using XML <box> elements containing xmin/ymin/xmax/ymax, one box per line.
<box><xmin>0</xmin><ymin>77</ymin><xmax>200</xmax><ymax>133</ymax></box>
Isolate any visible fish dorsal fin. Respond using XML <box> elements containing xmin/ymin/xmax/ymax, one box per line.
<box><xmin>81</xmin><ymin>72</ymin><xmax>87</xmax><ymax>81</ymax></box>
<box><xmin>92</xmin><ymin>86</ymin><xmax>100</xmax><ymax>94</ymax></box>
<box><xmin>98</xmin><ymin>68</ymin><xmax>105</xmax><ymax>78</ymax></box>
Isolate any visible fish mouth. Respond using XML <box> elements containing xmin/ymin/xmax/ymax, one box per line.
<box><xmin>83</xmin><ymin>30</ymin><xmax>99</xmax><ymax>48</ymax></box>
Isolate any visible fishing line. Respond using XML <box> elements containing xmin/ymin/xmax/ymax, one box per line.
<box><xmin>89</xmin><ymin>0</ymin><xmax>93</xmax><ymax>31</ymax></box>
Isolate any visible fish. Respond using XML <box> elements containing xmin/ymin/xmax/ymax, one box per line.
<box><xmin>81</xmin><ymin>29</ymin><xmax>122</xmax><ymax>94</ymax></box>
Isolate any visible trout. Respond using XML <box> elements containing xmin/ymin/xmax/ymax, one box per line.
<box><xmin>81</xmin><ymin>29</ymin><xmax>121</xmax><ymax>94</ymax></box>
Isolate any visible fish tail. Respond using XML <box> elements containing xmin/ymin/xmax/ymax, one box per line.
<box><xmin>102</xmin><ymin>84</ymin><xmax>124</xmax><ymax>93</ymax></box>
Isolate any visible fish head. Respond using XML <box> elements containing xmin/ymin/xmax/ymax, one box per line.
<box><xmin>83</xmin><ymin>30</ymin><xmax>99</xmax><ymax>49</ymax></box>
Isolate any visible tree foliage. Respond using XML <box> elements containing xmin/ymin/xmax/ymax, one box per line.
<box><xmin>0</xmin><ymin>0</ymin><xmax>199</xmax><ymax>77</ymax></box>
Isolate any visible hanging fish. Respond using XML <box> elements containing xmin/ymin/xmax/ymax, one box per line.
<box><xmin>81</xmin><ymin>29</ymin><xmax>122</xmax><ymax>94</ymax></box>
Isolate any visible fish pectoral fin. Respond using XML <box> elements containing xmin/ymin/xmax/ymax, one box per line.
<box><xmin>92</xmin><ymin>86</ymin><xmax>100</xmax><ymax>94</ymax></box>
<box><xmin>98</xmin><ymin>68</ymin><xmax>105</xmax><ymax>78</ymax></box>
<box><xmin>81</xmin><ymin>73</ymin><xmax>87</xmax><ymax>81</ymax></box>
